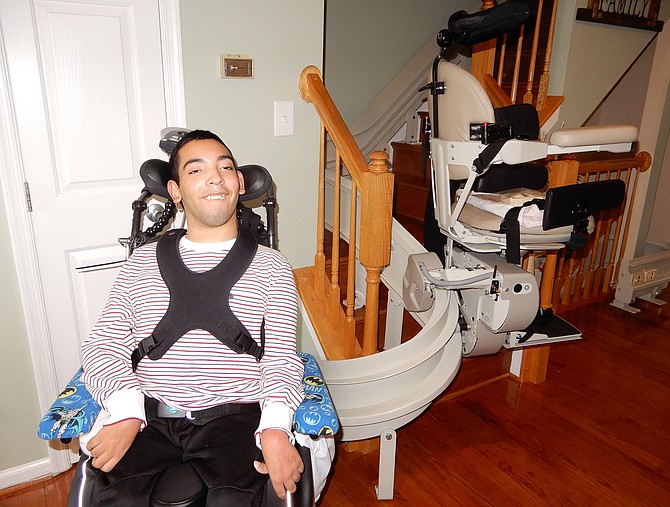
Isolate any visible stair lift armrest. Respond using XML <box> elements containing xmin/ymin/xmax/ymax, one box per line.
<box><xmin>548</xmin><ymin>124</ymin><xmax>638</xmax><ymax>155</ymax></box>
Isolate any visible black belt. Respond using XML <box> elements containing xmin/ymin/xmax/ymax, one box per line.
<box><xmin>146</xmin><ymin>397</ymin><xmax>260</xmax><ymax>424</ymax></box>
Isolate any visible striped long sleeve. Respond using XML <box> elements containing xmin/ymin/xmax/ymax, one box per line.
<box><xmin>81</xmin><ymin>238</ymin><xmax>304</xmax><ymax>432</ymax></box>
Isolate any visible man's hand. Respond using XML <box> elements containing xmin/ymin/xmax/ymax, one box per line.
<box><xmin>255</xmin><ymin>429</ymin><xmax>304</xmax><ymax>500</ymax></box>
<box><xmin>86</xmin><ymin>418</ymin><xmax>142</xmax><ymax>473</ymax></box>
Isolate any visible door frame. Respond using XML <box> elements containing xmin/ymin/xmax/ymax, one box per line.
<box><xmin>0</xmin><ymin>0</ymin><xmax>185</xmax><ymax>475</ymax></box>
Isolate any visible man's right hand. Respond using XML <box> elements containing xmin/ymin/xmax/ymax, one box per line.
<box><xmin>86</xmin><ymin>418</ymin><xmax>142</xmax><ymax>472</ymax></box>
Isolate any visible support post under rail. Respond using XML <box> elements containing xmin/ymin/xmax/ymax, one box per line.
<box><xmin>376</xmin><ymin>428</ymin><xmax>397</xmax><ymax>500</ymax></box>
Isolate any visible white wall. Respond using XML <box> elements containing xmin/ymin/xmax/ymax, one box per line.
<box><xmin>179</xmin><ymin>0</ymin><xmax>324</xmax><ymax>269</ymax></box>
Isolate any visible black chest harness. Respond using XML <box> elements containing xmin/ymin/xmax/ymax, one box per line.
<box><xmin>131</xmin><ymin>228</ymin><xmax>264</xmax><ymax>371</ymax></box>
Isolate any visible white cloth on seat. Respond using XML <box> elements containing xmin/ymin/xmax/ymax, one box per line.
<box><xmin>456</xmin><ymin>188</ymin><xmax>545</xmax><ymax>228</ymax></box>
<box><xmin>295</xmin><ymin>433</ymin><xmax>335</xmax><ymax>501</ymax></box>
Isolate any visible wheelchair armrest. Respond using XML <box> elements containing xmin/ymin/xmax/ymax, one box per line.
<box><xmin>294</xmin><ymin>353</ymin><xmax>339</xmax><ymax>436</ymax></box>
<box><xmin>37</xmin><ymin>367</ymin><xmax>100</xmax><ymax>441</ymax></box>
<box><xmin>39</xmin><ymin>353</ymin><xmax>339</xmax><ymax>441</ymax></box>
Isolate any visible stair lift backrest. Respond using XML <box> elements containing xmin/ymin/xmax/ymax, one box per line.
<box><xmin>429</xmin><ymin>61</ymin><xmax>495</xmax><ymax>180</ymax></box>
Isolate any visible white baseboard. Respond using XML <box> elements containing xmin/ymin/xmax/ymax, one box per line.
<box><xmin>0</xmin><ymin>458</ymin><xmax>53</xmax><ymax>491</ymax></box>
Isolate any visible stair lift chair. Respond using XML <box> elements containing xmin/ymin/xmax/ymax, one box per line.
<box><xmin>404</xmin><ymin>3</ymin><xmax>635</xmax><ymax>357</ymax></box>
<box><xmin>38</xmin><ymin>130</ymin><xmax>337</xmax><ymax>507</ymax></box>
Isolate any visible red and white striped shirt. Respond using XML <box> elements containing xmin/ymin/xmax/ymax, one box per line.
<box><xmin>81</xmin><ymin>235</ymin><xmax>304</xmax><ymax>435</ymax></box>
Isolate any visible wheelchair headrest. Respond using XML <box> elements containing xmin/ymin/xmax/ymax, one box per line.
<box><xmin>238</xmin><ymin>164</ymin><xmax>273</xmax><ymax>202</ymax></box>
<box><xmin>159</xmin><ymin>127</ymin><xmax>191</xmax><ymax>155</ymax></box>
<box><xmin>140</xmin><ymin>159</ymin><xmax>172</xmax><ymax>200</ymax></box>
<box><xmin>139</xmin><ymin>159</ymin><xmax>272</xmax><ymax>203</ymax></box>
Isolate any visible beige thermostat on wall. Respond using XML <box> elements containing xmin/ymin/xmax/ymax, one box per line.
<box><xmin>220</xmin><ymin>54</ymin><xmax>253</xmax><ymax>78</ymax></box>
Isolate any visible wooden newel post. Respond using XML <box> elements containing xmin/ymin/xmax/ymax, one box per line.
<box><xmin>359</xmin><ymin>151</ymin><xmax>394</xmax><ymax>356</ymax></box>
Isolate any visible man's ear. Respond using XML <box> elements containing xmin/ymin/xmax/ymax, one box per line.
<box><xmin>237</xmin><ymin>170</ymin><xmax>245</xmax><ymax>195</ymax></box>
<box><xmin>167</xmin><ymin>180</ymin><xmax>181</xmax><ymax>204</ymax></box>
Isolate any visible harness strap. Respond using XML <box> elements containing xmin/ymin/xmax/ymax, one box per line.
<box><xmin>473</xmin><ymin>140</ymin><xmax>508</xmax><ymax>174</ymax></box>
<box><xmin>131</xmin><ymin>228</ymin><xmax>263</xmax><ymax>371</ymax></box>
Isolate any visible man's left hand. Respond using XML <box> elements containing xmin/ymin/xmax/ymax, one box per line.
<box><xmin>254</xmin><ymin>429</ymin><xmax>304</xmax><ymax>500</ymax></box>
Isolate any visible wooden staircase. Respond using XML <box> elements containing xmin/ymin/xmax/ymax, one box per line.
<box><xmin>295</xmin><ymin>65</ymin><xmax>394</xmax><ymax>361</ymax></box>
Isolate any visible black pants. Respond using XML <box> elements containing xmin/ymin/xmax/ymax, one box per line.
<box><xmin>80</xmin><ymin>400</ymin><xmax>266</xmax><ymax>507</ymax></box>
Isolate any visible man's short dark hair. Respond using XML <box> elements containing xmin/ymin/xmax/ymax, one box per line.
<box><xmin>168</xmin><ymin>130</ymin><xmax>235</xmax><ymax>183</ymax></box>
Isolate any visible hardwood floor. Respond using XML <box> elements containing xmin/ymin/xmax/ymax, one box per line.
<box><xmin>0</xmin><ymin>466</ymin><xmax>74</xmax><ymax>507</ymax></box>
<box><xmin>319</xmin><ymin>288</ymin><xmax>670</xmax><ymax>506</ymax></box>
<box><xmin>3</xmin><ymin>288</ymin><xmax>669</xmax><ymax>506</ymax></box>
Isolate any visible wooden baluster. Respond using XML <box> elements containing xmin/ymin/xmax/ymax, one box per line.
<box><xmin>523</xmin><ymin>0</ymin><xmax>543</xmax><ymax>105</ymax></box>
<box><xmin>591</xmin><ymin>170</ymin><xmax>617</xmax><ymax>295</ymax></box>
<box><xmin>552</xmin><ymin>249</ymin><xmax>567</xmax><ymax>306</ymax></box>
<box><xmin>591</xmin><ymin>172</ymin><xmax>609</xmax><ymax>296</ymax></box>
<box><xmin>328</xmin><ymin>152</ymin><xmax>343</xmax><ymax>330</ymax></box>
<box><xmin>536</xmin><ymin>0</ymin><xmax>558</xmax><ymax>111</ymax></box>
<box><xmin>315</xmin><ymin>123</ymin><xmax>327</xmax><ymax>293</ymax></box>
<box><xmin>574</xmin><ymin>244</ymin><xmax>588</xmax><ymax>303</ymax></box>
<box><xmin>562</xmin><ymin>250</ymin><xmax>577</xmax><ymax>306</ymax></box>
<box><xmin>602</xmin><ymin>169</ymin><xmax>637</xmax><ymax>292</ymax></box>
<box><xmin>496</xmin><ymin>34</ymin><xmax>507</xmax><ymax>86</ymax></box>
<box><xmin>359</xmin><ymin>151</ymin><xmax>393</xmax><ymax>356</ymax></box>
<box><xmin>582</xmin><ymin>172</ymin><xmax>602</xmax><ymax>299</ymax></box>
<box><xmin>596</xmin><ymin>214</ymin><xmax>616</xmax><ymax>299</ymax></box>
<box><xmin>344</xmin><ymin>179</ymin><xmax>358</xmax><ymax>357</ymax></box>
<box><xmin>510</xmin><ymin>25</ymin><xmax>524</xmax><ymax>104</ymax></box>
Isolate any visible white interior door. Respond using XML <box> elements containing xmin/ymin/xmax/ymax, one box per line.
<box><xmin>0</xmin><ymin>0</ymin><xmax>171</xmax><ymax>390</ymax></box>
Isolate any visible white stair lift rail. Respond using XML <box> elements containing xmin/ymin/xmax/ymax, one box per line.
<box><xmin>311</xmin><ymin>173</ymin><xmax>463</xmax><ymax>499</ymax></box>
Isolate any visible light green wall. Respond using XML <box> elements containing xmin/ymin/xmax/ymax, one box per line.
<box><xmin>324</xmin><ymin>0</ymin><xmax>479</xmax><ymax>125</ymax></box>
<box><xmin>179</xmin><ymin>0</ymin><xmax>324</xmax><ymax>269</ymax></box>
<box><xmin>0</xmin><ymin>178</ymin><xmax>47</xmax><ymax>469</ymax></box>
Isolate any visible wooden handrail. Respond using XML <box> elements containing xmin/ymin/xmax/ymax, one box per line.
<box><xmin>299</xmin><ymin>66</ymin><xmax>367</xmax><ymax>189</ymax></box>
<box><xmin>298</xmin><ymin>65</ymin><xmax>394</xmax><ymax>358</ymax></box>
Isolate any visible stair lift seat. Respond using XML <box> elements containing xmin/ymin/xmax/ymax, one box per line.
<box><xmin>429</xmin><ymin>61</ymin><xmax>635</xmax><ymax>255</ymax></box>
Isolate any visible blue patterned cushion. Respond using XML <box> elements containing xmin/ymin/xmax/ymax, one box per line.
<box><xmin>38</xmin><ymin>353</ymin><xmax>339</xmax><ymax>440</ymax></box>
<box><xmin>294</xmin><ymin>353</ymin><xmax>339</xmax><ymax>436</ymax></box>
<box><xmin>37</xmin><ymin>368</ymin><xmax>101</xmax><ymax>441</ymax></box>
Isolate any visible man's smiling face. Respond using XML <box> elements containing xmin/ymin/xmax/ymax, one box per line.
<box><xmin>167</xmin><ymin>138</ymin><xmax>245</xmax><ymax>242</ymax></box>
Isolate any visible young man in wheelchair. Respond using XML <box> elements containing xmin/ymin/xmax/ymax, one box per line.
<box><xmin>79</xmin><ymin>130</ymin><xmax>305</xmax><ymax>506</ymax></box>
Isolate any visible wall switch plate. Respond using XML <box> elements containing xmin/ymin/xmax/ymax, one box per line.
<box><xmin>220</xmin><ymin>54</ymin><xmax>253</xmax><ymax>78</ymax></box>
<box><xmin>274</xmin><ymin>101</ymin><xmax>294</xmax><ymax>136</ymax></box>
